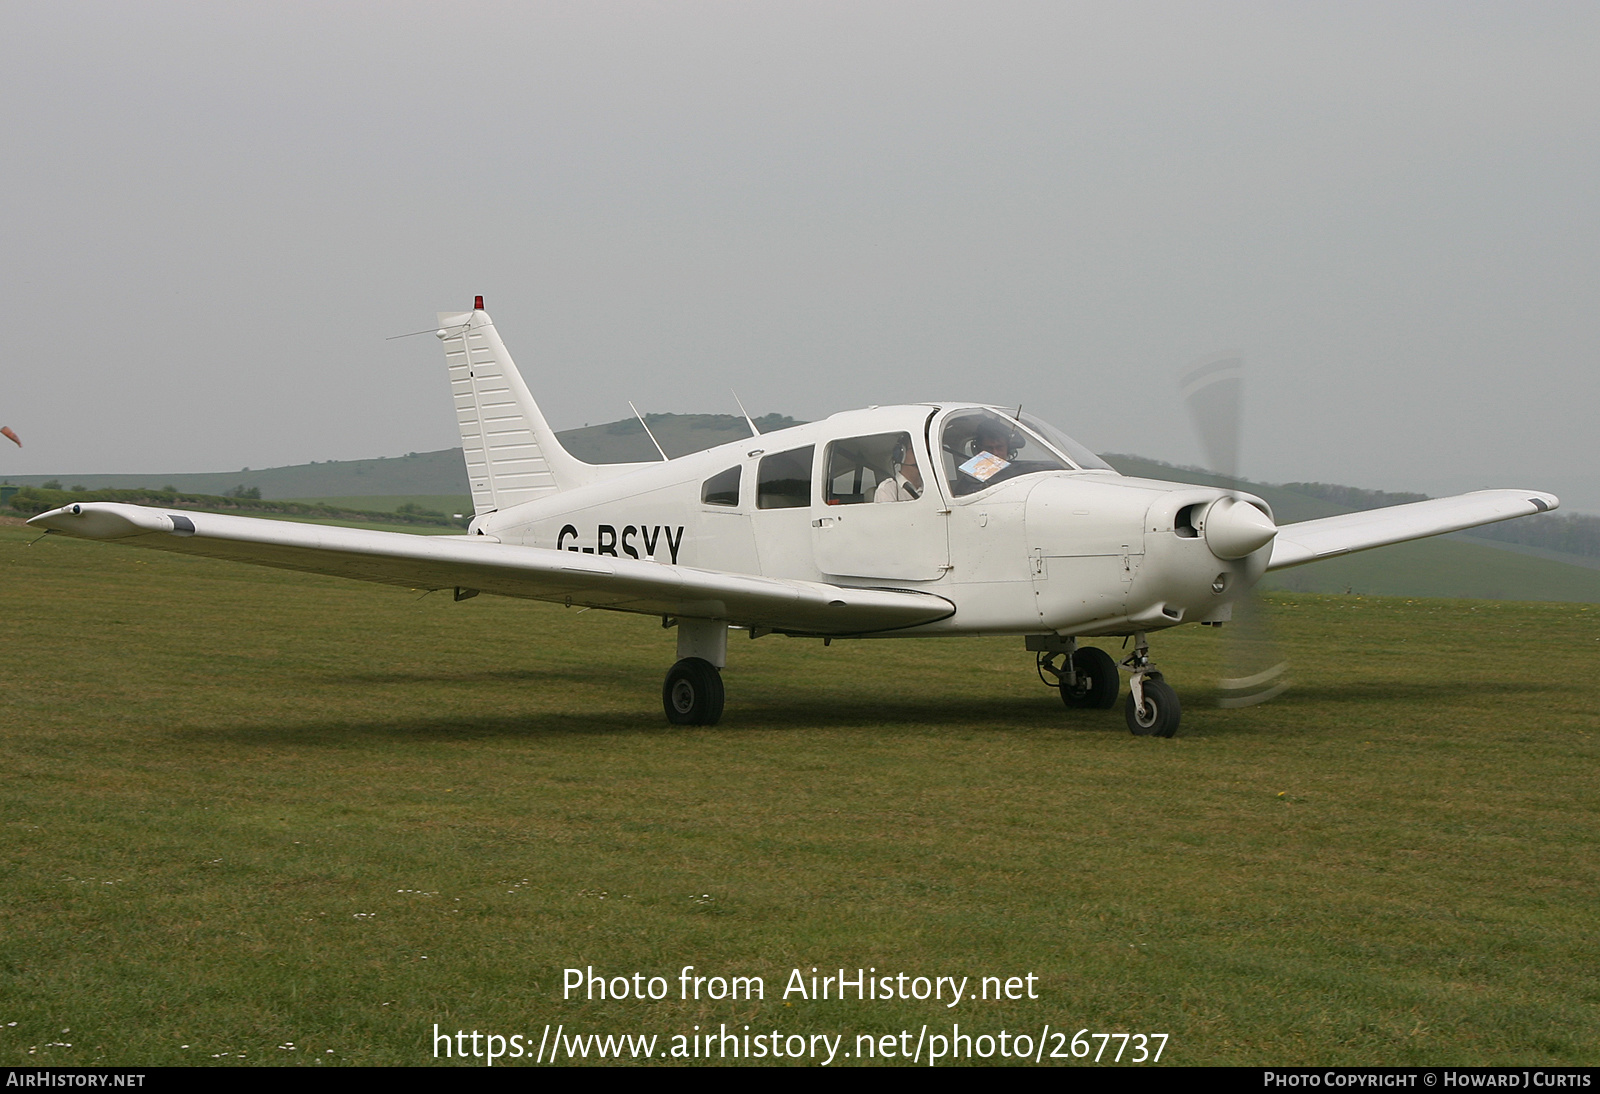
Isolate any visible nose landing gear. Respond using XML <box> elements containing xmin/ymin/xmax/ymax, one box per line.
<box><xmin>1031</xmin><ymin>632</ymin><xmax>1183</xmax><ymax>736</ymax></box>
<box><xmin>1123</xmin><ymin>633</ymin><xmax>1180</xmax><ymax>737</ymax></box>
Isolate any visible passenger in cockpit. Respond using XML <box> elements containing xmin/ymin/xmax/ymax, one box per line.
<box><xmin>874</xmin><ymin>438</ymin><xmax>923</xmax><ymax>502</ymax></box>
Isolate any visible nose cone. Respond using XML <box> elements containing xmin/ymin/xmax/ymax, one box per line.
<box><xmin>1205</xmin><ymin>496</ymin><xmax>1277</xmax><ymax>560</ymax></box>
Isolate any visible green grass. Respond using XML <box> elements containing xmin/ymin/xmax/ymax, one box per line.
<box><xmin>2</xmin><ymin>522</ymin><xmax>1597</xmax><ymax>1067</ymax></box>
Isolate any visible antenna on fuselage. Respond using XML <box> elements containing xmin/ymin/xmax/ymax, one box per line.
<box><xmin>732</xmin><ymin>390</ymin><xmax>761</xmax><ymax>437</ymax></box>
<box><xmin>629</xmin><ymin>401</ymin><xmax>669</xmax><ymax>462</ymax></box>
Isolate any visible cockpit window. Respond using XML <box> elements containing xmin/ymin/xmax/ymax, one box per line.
<box><xmin>938</xmin><ymin>408</ymin><xmax>1075</xmax><ymax>497</ymax></box>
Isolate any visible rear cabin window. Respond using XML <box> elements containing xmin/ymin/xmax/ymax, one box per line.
<box><xmin>756</xmin><ymin>446</ymin><xmax>814</xmax><ymax>509</ymax></box>
<box><xmin>701</xmin><ymin>466</ymin><xmax>741</xmax><ymax>507</ymax></box>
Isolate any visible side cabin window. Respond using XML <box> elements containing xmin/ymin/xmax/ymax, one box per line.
<box><xmin>939</xmin><ymin>408</ymin><xmax>1073</xmax><ymax>497</ymax></box>
<box><xmin>756</xmin><ymin>446</ymin><xmax>814</xmax><ymax>509</ymax></box>
<box><xmin>701</xmin><ymin>466</ymin><xmax>741</xmax><ymax>507</ymax></box>
<box><xmin>824</xmin><ymin>432</ymin><xmax>917</xmax><ymax>504</ymax></box>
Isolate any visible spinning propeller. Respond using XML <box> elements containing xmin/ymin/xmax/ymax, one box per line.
<box><xmin>1179</xmin><ymin>355</ymin><xmax>1290</xmax><ymax>708</ymax></box>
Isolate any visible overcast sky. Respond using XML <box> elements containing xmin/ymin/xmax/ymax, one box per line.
<box><xmin>4</xmin><ymin>2</ymin><xmax>1596</xmax><ymax>510</ymax></box>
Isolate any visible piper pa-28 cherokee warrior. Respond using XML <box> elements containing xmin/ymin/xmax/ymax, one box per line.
<box><xmin>30</xmin><ymin>297</ymin><xmax>1559</xmax><ymax>736</ymax></box>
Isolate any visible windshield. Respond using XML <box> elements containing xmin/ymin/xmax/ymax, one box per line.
<box><xmin>1017</xmin><ymin>411</ymin><xmax>1114</xmax><ymax>471</ymax></box>
<box><xmin>938</xmin><ymin>408</ymin><xmax>1076</xmax><ymax>497</ymax></box>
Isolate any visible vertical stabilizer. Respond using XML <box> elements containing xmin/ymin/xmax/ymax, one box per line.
<box><xmin>437</xmin><ymin>300</ymin><xmax>596</xmax><ymax>515</ymax></box>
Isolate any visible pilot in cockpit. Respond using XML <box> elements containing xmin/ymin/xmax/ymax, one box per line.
<box><xmin>874</xmin><ymin>437</ymin><xmax>923</xmax><ymax>502</ymax></box>
<box><xmin>971</xmin><ymin>425</ymin><xmax>1015</xmax><ymax>463</ymax></box>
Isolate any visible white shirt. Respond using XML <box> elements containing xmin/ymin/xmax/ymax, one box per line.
<box><xmin>874</xmin><ymin>472</ymin><xmax>922</xmax><ymax>502</ymax></box>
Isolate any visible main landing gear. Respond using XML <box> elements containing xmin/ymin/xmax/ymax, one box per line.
<box><xmin>1031</xmin><ymin>632</ymin><xmax>1182</xmax><ymax>737</ymax></box>
<box><xmin>661</xmin><ymin>619</ymin><xmax>728</xmax><ymax>726</ymax></box>
<box><xmin>1036</xmin><ymin>642</ymin><xmax>1120</xmax><ymax>710</ymax></box>
<box><xmin>663</xmin><ymin>657</ymin><xmax>724</xmax><ymax>725</ymax></box>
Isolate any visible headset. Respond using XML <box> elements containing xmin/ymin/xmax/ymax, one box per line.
<box><xmin>967</xmin><ymin>430</ymin><xmax>1018</xmax><ymax>461</ymax></box>
<box><xmin>888</xmin><ymin>435</ymin><xmax>921</xmax><ymax>499</ymax></box>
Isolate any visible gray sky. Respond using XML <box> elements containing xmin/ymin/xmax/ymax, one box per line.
<box><xmin>4</xmin><ymin>2</ymin><xmax>1597</xmax><ymax>510</ymax></box>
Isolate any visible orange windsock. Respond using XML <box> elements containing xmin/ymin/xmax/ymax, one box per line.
<box><xmin>0</xmin><ymin>426</ymin><xmax>18</xmax><ymax>448</ymax></box>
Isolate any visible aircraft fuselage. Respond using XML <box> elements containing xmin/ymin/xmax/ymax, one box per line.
<box><xmin>472</xmin><ymin>403</ymin><xmax>1268</xmax><ymax>639</ymax></box>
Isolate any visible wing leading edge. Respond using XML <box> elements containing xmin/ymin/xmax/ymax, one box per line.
<box><xmin>25</xmin><ymin>503</ymin><xmax>954</xmax><ymax>636</ymax></box>
<box><xmin>1267</xmin><ymin>489</ymin><xmax>1560</xmax><ymax>571</ymax></box>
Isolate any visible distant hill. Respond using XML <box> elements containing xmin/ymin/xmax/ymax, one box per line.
<box><xmin>1105</xmin><ymin>454</ymin><xmax>1599</xmax><ymax>565</ymax></box>
<box><xmin>1103</xmin><ymin>454</ymin><xmax>1600</xmax><ymax>602</ymax></box>
<box><xmin>1281</xmin><ymin>478</ymin><xmax>1600</xmax><ymax>561</ymax></box>
<box><xmin>0</xmin><ymin>413</ymin><xmax>801</xmax><ymax>499</ymax></box>
<box><xmin>7</xmin><ymin>417</ymin><xmax>1596</xmax><ymax>602</ymax></box>
<box><xmin>555</xmin><ymin>412</ymin><xmax>802</xmax><ymax>463</ymax></box>
<box><xmin>2</xmin><ymin>448</ymin><xmax>471</xmax><ymax>500</ymax></box>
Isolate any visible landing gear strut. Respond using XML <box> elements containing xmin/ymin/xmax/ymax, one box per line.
<box><xmin>1033</xmin><ymin>632</ymin><xmax>1181</xmax><ymax>734</ymax></box>
<box><xmin>1123</xmin><ymin>633</ymin><xmax>1180</xmax><ymax>737</ymax></box>
<box><xmin>662</xmin><ymin>618</ymin><xmax>729</xmax><ymax>726</ymax></box>
<box><xmin>1033</xmin><ymin>636</ymin><xmax>1120</xmax><ymax>710</ymax></box>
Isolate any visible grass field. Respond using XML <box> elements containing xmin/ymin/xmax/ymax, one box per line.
<box><xmin>3</xmin><ymin>521</ymin><xmax>1598</xmax><ymax>1067</ymax></box>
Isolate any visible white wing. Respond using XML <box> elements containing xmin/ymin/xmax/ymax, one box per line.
<box><xmin>1267</xmin><ymin>489</ymin><xmax>1559</xmax><ymax>571</ymax></box>
<box><xmin>26</xmin><ymin>503</ymin><xmax>954</xmax><ymax>635</ymax></box>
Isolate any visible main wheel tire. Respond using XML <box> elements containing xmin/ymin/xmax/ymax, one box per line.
<box><xmin>662</xmin><ymin>657</ymin><xmax>725</xmax><ymax>726</ymax></box>
<box><xmin>1125</xmin><ymin>676</ymin><xmax>1181</xmax><ymax>737</ymax></box>
<box><xmin>1059</xmin><ymin>646</ymin><xmax>1119</xmax><ymax>710</ymax></box>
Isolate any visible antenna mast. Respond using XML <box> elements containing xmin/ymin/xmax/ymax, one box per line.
<box><xmin>629</xmin><ymin>402</ymin><xmax>669</xmax><ymax>461</ymax></box>
<box><xmin>732</xmin><ymin>390</ymin><xmax>761</xmax><ymax>437</ymax></box>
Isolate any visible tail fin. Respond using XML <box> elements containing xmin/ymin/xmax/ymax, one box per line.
<box><xmin>437</xmin><ymin>299</ymin><xmax>596</xmax><ymax>515</ymax></box>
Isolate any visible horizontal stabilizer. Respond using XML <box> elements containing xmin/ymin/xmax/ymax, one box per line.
<box><xmin>27</xmin><ymin>503</ymin><xmax>955</xmax><ymax>636</ymax></box>
<box><xmin>1267</xmin><ymin>489</ymin><xmax>1560</xmax><ymax>571</ymax></box>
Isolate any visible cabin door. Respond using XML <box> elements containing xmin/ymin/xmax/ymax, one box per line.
<box><xmin>810</xmin><ymin>430</ymin><xmax>949</xmax><ymax>582</ymax></box>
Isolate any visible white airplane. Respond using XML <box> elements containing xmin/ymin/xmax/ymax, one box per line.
<box><xmin>28</xmin><ymin>297</ymin><xmax>1559</xmax><ymax>736</ymax></box>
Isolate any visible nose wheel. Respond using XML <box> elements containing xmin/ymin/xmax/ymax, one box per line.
<box><xmin>1123</xmin><ymin>634</ymin><xmax>1181</xmax><ymax>737</ymax></box>
<box><xmin>1126</xmin><ymin>673</ymin><xmax>1180</xmax><ymax>737</ymax></box>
